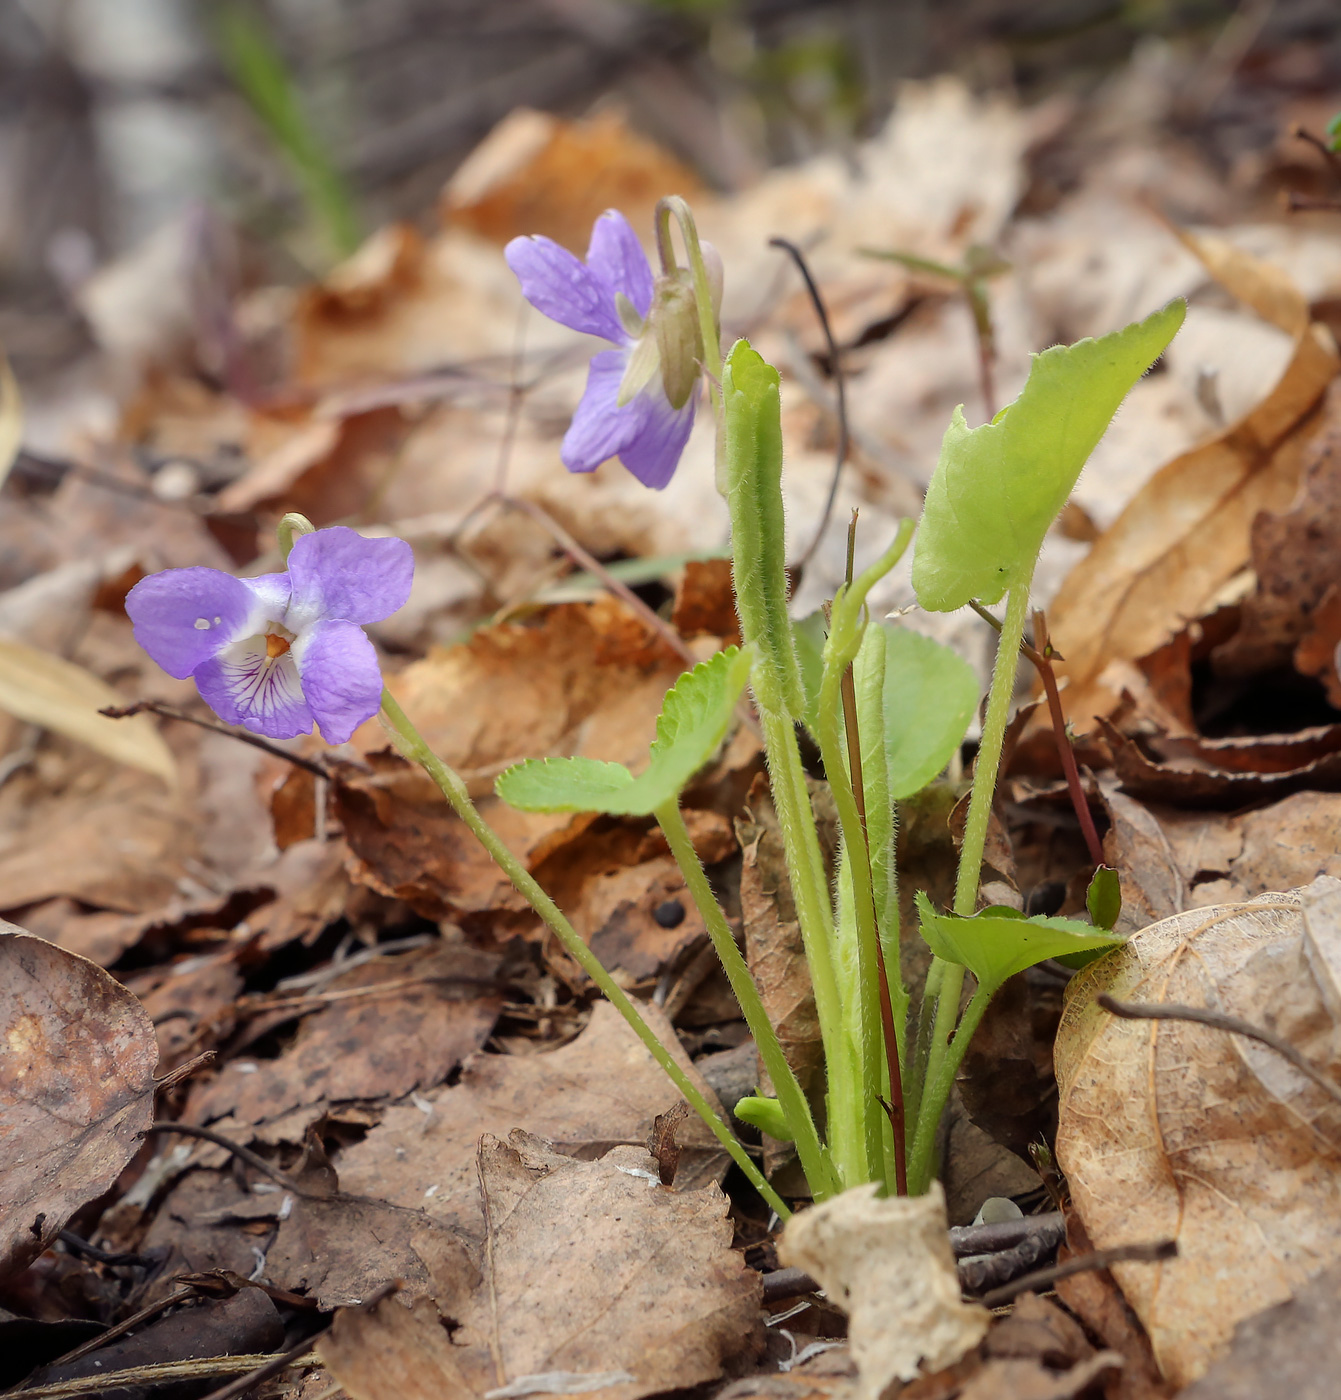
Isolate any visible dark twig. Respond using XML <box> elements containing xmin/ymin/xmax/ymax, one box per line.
<box><xmin>100</xmin><ymin>702</ymin><xmax>330</xmax><ymax>779</ymax></box>
<box><xmin>56</xmin><ymin>1231</ymin><xmax>153</xmax><ymax>1267</ymax></box>
<box><xmin>27</xmin><ymin>1288</ymin><xmax>197</xmax><ymax>1376</ymax></box>
<box><xmin>958</xmin><ymin>1226</ymin><xmax>1064</xmax><ymax>1295</ymax></box>
<box><xmin>1291</xmin><ymin>125</ymin><xmax>1341</xmax><ymax>180</ymax></box>
<box><xmin>194</xmin><ymin>1328</ymin><xmax>329</xmax><ymax>1400</ymax></box>
<box><xmin>498</xmin><ymin>494</ymin><xmax>698</xmax><ymax>669</ymax></box>
<box><xmin>968</xmin><ymin>600</ymin><xmax>1105</xmax><ymax>868</ymax></box>
<box><xmin>1097</xmin><ymin>995</ymin><xmax>1341</xmax><ymax>1107</ymax></box>
<box><xmin>760</xmin><ymin>1212</ymin><xmax>1069</xmax><ymax>1302</ymax></box>
<box><xmin>155</xmin><ymin>1049</ymin><xmax>215</xmax><ymax>1093</ymax></box>
<box><xmin>768</xmin><ymin>237</ymin><xmax>848</xmax><ymax>571</ymax></box>
<box><xmin>145</xmin><ymin>1122</ymin><xmax>312</xmax><ymax>1196</ymax></box>
<box><xmin>977</xmin><ymin>1239</ymin><xmax>1177</xmax><ymax>1309</ymax></box>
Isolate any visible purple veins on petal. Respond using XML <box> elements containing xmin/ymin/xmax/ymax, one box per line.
<box><xmin>195</xmin><ymin>638</ymin><xmax>315</xmax><ymax>740</ymax></box>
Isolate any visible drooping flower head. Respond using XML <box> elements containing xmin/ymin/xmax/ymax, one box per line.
<box><xmin>505</xmin><ymin>209</ymin><xmax>721</xmax><ymax>490</ymax></box>
<box><xmin>126</xmin><ymin>526</ymin><xmax>413</xmax><ymax>744</ymax></box>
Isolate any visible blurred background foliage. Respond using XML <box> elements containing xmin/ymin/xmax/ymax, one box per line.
<box><xmin>1</xmin><ymin>0</ymin><xmax>1339</xmax><ymax>379</ymax></box>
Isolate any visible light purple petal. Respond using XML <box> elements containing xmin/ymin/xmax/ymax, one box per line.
<box><xmin>126</xmin><ymin>568</ymin><xmax>288</xmax><ymax>679</ymax></box>
<box><xmin>195</xmin><ymin>640</ymin><xmax>314</xmax><ymax>739</ymax></box>
<box><xmin>285</xmin><ymin>528</ymin><xmax>414</xmax><ymax>630</ymax></box>
<box><xmin>561</xmin><ymin>349</ymin><xmax>641</xmax><ymax>473</ymax></box>
<box><xmin>617</xmin><ymin>389</ymin><xmax>697</xmax><ymax>490</ymax></box>
<box><xmin>586</xmin><ymin>211</ymin><xmax>653</xmax><ymax>319</ymax></box>
<box><xmin>504</xmin><ymin>235</ymin><xmax>625</xmax><ymax>343</ymax></box>
<box><xmin>293</xmin><ymin>619</ymin><xmax>385</xmax><ymax>745</ymax></box>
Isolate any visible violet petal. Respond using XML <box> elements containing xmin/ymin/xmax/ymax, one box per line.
<box><xmin>293</xmin><ymin>619</ymin><xmax>385</xmax><ymax>745</ymax></box>
<box><xmin>617</xmin><ymin>389</ymin><xmax>697</xmax><ymax>490</ymax></box>
<box><xmin>561</xmin><ymin>348</ymin><xmax>641</xmax><ymax>473</ymax></box>
<box><xmin>194</xmin><ymin>639</ymin><xmax>314</xmax><ymax>739</ymax></box>
<box><xmin>126</xmin><ymin>568</ymin><xmax>288</xmax><ymax>680</ymax></box>
<box><xmin>285</xmin><ymin>527</ymin><xmax>414</xmax><ymax>630</ymax></box>
<box><xmin>504</xmin><ymin>235</ymin><xmax>626</xmax><ymax>343</ymax></box>
<box><xmin>586</xmin><ymin>210</ymin><xmax>653</xmax><ymax>320</ymax></box>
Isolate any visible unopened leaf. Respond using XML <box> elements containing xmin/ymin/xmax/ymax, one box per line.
<box><xmin>1</xmin><ymin>929</ymin><xmax>159</xmax><ymax>1277</ymax></box>
<box><xmin>915</xmin><ymin>892</ymin><xmax>1122</xmax><ymax>995</ymax></box>
<box><xmin>913</xmin><ymin>300</ymin><xmax>1185</xmax><ymax>611</ymax></box>
<box><xmin>0</xmin><ymin>639</ymin><xmax>176</xmax><ymax>784</ymax></box>
<box><xmin>734</xmin><ymin>1095</ymin><xmax>792</xmax><ymax>1140</ymax></box>
<box><xmin>1086</xmin><ymin>866</ymin><xmax>1122</xmax><ymax>931</ymax></box>
<box><xmin>496</xmin><ymin>647</ymin><xmax>751</xmax><ymax>816</ymax></box>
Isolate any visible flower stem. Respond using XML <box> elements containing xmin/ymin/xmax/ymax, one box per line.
<box><xmin>906</xmin><ymin>575</ymin><xmax>1032</xmax><ymax>1194</ymax></box>
<box><xmin>378</xmin><ymin>689</ymin><xmax>790</xmax><ymax>1220</ymax></box>
<box><xmin>954</xmin><ymin>578</ymin><xmax>1031</xmax><ymax>917</ymax></box>
<box><xmin>655</xmin><ymin>800</ymin><xmax>836</xmax><ymax>1199</ymax></box>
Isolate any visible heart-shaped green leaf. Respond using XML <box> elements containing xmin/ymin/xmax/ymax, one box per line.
<box><xmin>915</xmin><ymin>891</ymin><xmax>1123</xmax><ymax>996</ymax></box>
<box><xmin>912</xmin><ymin>300</ymin><xmax>1185</xmax><ymax>612</ymax></box>
<box><xmin>496</xmin><ymin>646</ymin><xmax>753</xmax><ymax>816</ymax></box>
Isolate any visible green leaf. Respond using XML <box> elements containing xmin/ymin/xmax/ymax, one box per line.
<box><xmin>915</xmin><ymin>891</ymin><xmax>1123</xmax><ymax>996</ymax></box>
<box><xmin>879</xmin><ymin>626</ymin><xmax>979</xmax><ymax>799</ymax></box>
<box><xmin>734</xmin><ymin>1095</ymin><xmax>793</xmax><ymax>1140</ymax></box>
<box><xmin>1086</xmin><ymin>865</ymin><xmax>1122</xmax><ymax>931</ymax></box>
<box><xmin>496</xmin><ymin>646</ymin><xmax>753</xmax><ymax>816</ymax></box>
<box><xmin>912</xmin><ymin>300</ymin><xmax>1185</xmax><ymax>612</ymax></box>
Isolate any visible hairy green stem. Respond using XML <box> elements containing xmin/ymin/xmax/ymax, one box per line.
<box><xmin>378</xmin><ymin>690</ymin><xmax>790</xmax><ymax>1220</ymax></box>
<box><xmin>954</xmin><ymin>578</ymin><xmax>1031</xmax><ymax>916</ymax></box>
<box><xmin>656</xmin><ymin>801</ymin><xmax>836</xmax><ymax>1198</ymax></box>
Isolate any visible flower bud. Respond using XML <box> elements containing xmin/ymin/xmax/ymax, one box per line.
<box><xmin>651</xmin><ymin>271</ymin><xmax>703</xmax><ymax>411</ymax></box>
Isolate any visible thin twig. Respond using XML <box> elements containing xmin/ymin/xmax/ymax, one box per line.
<box><xmin>1097</xmin><ymin>995</ymin><xmax>1341</xmax><ymax>1107</ymax></box>
<box><xmin>194</xmin><ymin>1330</ymin><xmax>328</xmax><ymax>1400</ymax></box>
<box><xmin>155</xmin><ymin>1049</ymin><xmax>216</xmax><ymax>1093</ymax></box>
<box><xmin>968</xmin><ymin>600</ymin><xmax>1104</xmax><ymax>867</ymax></box>
<box><xmin>145</xmin><ymin>1123</ymin><xmax>311</xmax><ymax>1196</ymax></box>
<box><xmin>22</xmin><ymin>1288</ymin><xmax>197</xmax><ymax>1378</ymax></box>
<box><xmin>768</xmin><ymin>237</ymin><xmax>848</xmax><ymax>571</ymax></box>
<box><xmin>100</xmin><ymin>702</ymin><xmax>330</xmax><ymax>779</ymax></box>
<box><xmin>1291</xmin><ymin>124</ymin><xmax>1341</xmax><ymax>180</ymax></box>
<box><xmin>55</xmin><ymin>1232</ymin><xmax>153</xmax><ymax>1267</ymax></box>
<box><xmin>498</xmin><ymin>494</ymin><xmax>698</xmax><ymax>669</ymax></box>
<box><xmin>7</xmin><ymin>1355</ymin><xmax>294</xmax><ymax>1400</ymax></box>
<box><xmin>977</xmin><ymin>1239</ymin><xmax>1177</xmax><ymax>1309</ymax></box>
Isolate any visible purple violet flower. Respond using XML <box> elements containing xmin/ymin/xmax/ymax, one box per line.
<box><xmin>126</xmin><ymin>526</ymin><xmax>413</xmax><ymax>744</ymax></box>
<box><xmin>505</xmin><ymin>210</ymin><xmax>707</xmax><ymax>490</ymax></box>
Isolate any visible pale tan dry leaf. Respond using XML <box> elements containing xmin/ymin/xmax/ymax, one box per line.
<box><xmin>0</xmin><ymin>342</ymin><xmax>21</xmax><ymax>494</ymax></box>
<box><xmin>319</xmin><ymin>1137</ymin><xmax>761</xmax><ymax>1400</ymax></box>
<box><xmin>0</xmin><ymin>639</ymin><xmax>175</xmax><ymax>784</ymax></box>
<box><xmin>1055</xmin><ymin>881</ymin><xmax>1341</xmax><ymax>1387</ymax></box>
<box><xmin>1048</xmin><ymin>246</ymin><xmax>1341</xmax><ymax>733</ymax></box>
<box><xmin>333</xmin><ymin>1000</ymin><xmax>728</xmax><ymax>1246</ymax></box>
<box><xmin>455</xmin><ymin>1136</ymin><xmax>762</xmax><ymax>1400</ymax></box>
<box><xmin>1170</xmin><ymin>226</ymin><xmax>1311</xmax><ymax>337</ymax></box>
<box><xmin>0</xmin><ymin>928</ymin><xmax>158</xmax><ymax>1276</ymax></box>
<box><xmin>779</xmin><ymin>1182</ymin><xmax>989</xmax><ymax>1398</ymax></box>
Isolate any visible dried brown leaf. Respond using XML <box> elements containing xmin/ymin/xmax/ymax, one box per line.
<box><xmin>1049</xmin><ymin>243</ymin><xmax>1341</xmax><ymax>732</ymax></box>
<box><xmin>0</xmin><ymin>928</ymin><xmax>158</xmax><ymax>1277</ymax></box>
<box><xmin>1055</xmin><ymin>880</ymin><xmax>1341</xmax><ymax>1386</ymax></box>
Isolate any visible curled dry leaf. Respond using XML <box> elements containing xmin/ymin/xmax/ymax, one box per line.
<box><xmin>778</xmin><ymin>1182</ymin><xmax>989</xmax><ymax>1398</ymax></box>
<box><xmin>0</xmin><ymin>928</ymin><xmax>158</xmax><ymax>1277</ymax></box>
<box><xmin>0</xmin><ymin>639</ymin><xmax>176</xmax><ymax>784</ymax></box>
<box><xmin>1055</xmin><ymin>879</ymin><xmax>1341</xmax><ymax>1387</ymax></box>
<box><xmin>1048</xmin><ymin>234</ymin><xmax>1341</xmax><ymax>733</ymax></box>
<box><xmin>319</xmin><ymin>1136</ymin><xmax>762</xmax><ymax>1400</ymax></box>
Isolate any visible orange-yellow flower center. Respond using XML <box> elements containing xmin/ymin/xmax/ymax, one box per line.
<box><xmin>265</xmin><ymin>633</ymin><xmax>291</xmax><ymax>660</ymax></box>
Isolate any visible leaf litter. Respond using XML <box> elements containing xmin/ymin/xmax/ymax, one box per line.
<box><xmin>7</xmin><ymin>29</ymin><xmax>1341</xmax><ymax>1400</ymax></box>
